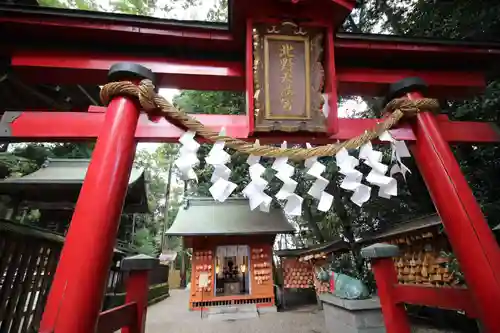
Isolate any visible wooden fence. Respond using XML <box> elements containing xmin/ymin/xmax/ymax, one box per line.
<box><xmin>0</xmin><ymin>220</ymin><xmax>62</xmax><ymax>333</ymax></box>
<box><xmin>0</xmin><ymin>219</ymin><xmax>169</xmax><ymax>332</ymax></box>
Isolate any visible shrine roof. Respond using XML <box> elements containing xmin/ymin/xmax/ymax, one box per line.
<box><xmin>0</xmin><ymin>158</ymin><xmax>150</xmax><ymax>213</ymax></box>
<box><xmin>166</xmin><ymin>197</ymin><xmax>296</xmax><ymax>236</ymax></box>
<box><xmin>275</xmin><ymin>237</ymin><xmax>350</xmax><ymax>258</ymax></box>
<box><xmin>358</xmin><ymin>214</ymin><xmax>442</xmax><ymax>245</ymax></box>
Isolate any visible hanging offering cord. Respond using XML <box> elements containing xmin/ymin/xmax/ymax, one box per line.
<box><xmin>100</xmin><ymin>79</ymin><xmax>440</xmax><ymax>160</ymax></box>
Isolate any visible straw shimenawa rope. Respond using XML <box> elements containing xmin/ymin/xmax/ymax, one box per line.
<box><xmin>100</xmin><ymin>79</ymin><xmax>440</xmax><ymax>160</ymax></box>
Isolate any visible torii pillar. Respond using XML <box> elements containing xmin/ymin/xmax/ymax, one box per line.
<box><xmin>39</xmin><ymin>63</ymin><xmax>153</xmax><ymax>333</ymax></box>
<box><xmin>388</xmin><ymin>78</ymin><xmax>500</xmax><ymax>332</ymax></box>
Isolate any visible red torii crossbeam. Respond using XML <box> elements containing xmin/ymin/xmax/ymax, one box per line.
<box><xmin>2</xmin><ymin>1</ymin><xmax>500</xmax><ymax>333</ymax></box>
<box><xmin>1</xmin><ymin>110</ymin><xmax>499</xmax><ymax>144</ymax></box>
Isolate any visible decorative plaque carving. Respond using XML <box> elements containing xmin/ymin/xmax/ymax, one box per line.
<box><xmin>253</xmin><ymin>22</ymin><xmax>326</xmax><ymax>133</ymax></box>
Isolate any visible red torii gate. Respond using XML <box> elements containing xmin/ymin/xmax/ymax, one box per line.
<box><xmin>1</xmin><ymin>0</ymin><xmax>500</xmax><ymax>332</ymax></box>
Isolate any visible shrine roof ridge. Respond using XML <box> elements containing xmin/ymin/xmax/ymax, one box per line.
<box><xmin>275</xmin><ymin>237</ymin><xmax>350</xmax><ymax>257</ymax></box>
<box><xmin>0</xmin><ymin>158</ymin><xmax>151</xmax><ymax>213</ymax></box>
<box><xmin>0</xmin><ymin>158</ymin><xmax>145</xmax><ymax>185</ymax></box>
<box><xmin>358</xmin><ymin>214</ymin><xmax>442</xmax><ymax>244</ymax></box>
<box><xmin>166</xmin><ymin>197</ymin><xmax>296</xmax><ymax>236</ymax></box>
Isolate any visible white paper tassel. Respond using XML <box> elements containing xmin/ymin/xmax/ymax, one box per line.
<box><xmin>358</xmin><ymin>141</ymin><xmax>396</xmax><ymax>199</ymax></box>
<box><xmin>379</xmin><ymin>130</ymin><xmax>412</xmax><ymax>180</ymax></box>
<box><xmin>272</xmin><ymin>142</ymin><xmax>303</xmax><ymax>216</ymax></box>
<box><xmin>305</xmin><ymin>143</ymin><xmax>333</xmax><ymax>212</ymax></box>
<box><xmin>206</xmin><ymin>128</ymin><xmax>236</xmax><ymax>202</ymax></box>
<box><xmin>242</xmin><ymin>140</ymin><xmax>272</xmax><ymax>212</ymax></box>
<box><xmin>335</xmin><ymin>147</ymin><xmax>371</xmax><ymax>207</ymax></box>
<box><xmin>174</xmin><ymin>131</ymin><xmax>199</xmax><ymax>181</ymax></box>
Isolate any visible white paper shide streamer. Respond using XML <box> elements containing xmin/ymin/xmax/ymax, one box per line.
<box><xmin>176</xmin><ymin>127</ymin><xmax>413</xmax><ymax>215</ymax></box>
<box><xmin>242</xmin><ymin>140</ymin><xmax>272</xmax><ymax>212</ymax></box>
<box><xmin>272</xmin><ymin>142</ymin><xmax>303</xmax><ymax>216</ymax></box>
<box><xmin>305</xmin><ymin>143</ymin><xmax>333</xmax><ymax>212</ymax></box>
<box><xmin>336</xmin><ymin>147</ymin><xmax>371</xmax><ymax>207</ymax></box>
<box><xmin>174</xmin><ymin>130</ymin><xmax>199</xmax><ymax>181</ymax></box>
<box><xmin>379</xmin><ymin>131</ymin><xmax>412</xmax><ymax>180</ymax></box>
<box><xmin>206</xmin><ymin>128</ymin><xmax>237</xmax><ymax>202</ymax></box>
<box><xmin>359</xmin><ymin>141</ymin><xmax>397</xmax><ymax>199</ymax></box>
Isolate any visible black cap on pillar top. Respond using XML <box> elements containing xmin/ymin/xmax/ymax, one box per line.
<box><xmin>108</xmin><ymin>62</ymin><xmax>156</xmax><ymax>85</ymax></box>
<box><xmin>385</xmin><ymin>77</ymin><xmax>428</xmax><ymax>105</ymax></box>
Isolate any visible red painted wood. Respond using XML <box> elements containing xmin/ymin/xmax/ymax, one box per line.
<box><xmin>325</xmin><ymin>26</ymin><xmax>339</xmax><ymax>134</ymax></box>
<box><xmin>0</xmin><ymin>16</ymin><xmax>236</xmax><ymax>52</ymax></box>
<box><xmin>11</xmin><ymin>50</ymin><xmax>244</xmax><ymax>91</ymax></box>
<box><xmin>39</xmin><ymin>94</ymin><xmax>140</xmax><ymax>332</ymax></box>
<box><xmin>122</xmin><ymin>271</ymin><xmax>150</xmax><ymax>333</ymax></box>
<box><xmin>371</xmin><ymin>258</ymin><xmax>411</xmax><ymax>333</ymax></box>
<box><xmin>3</xmin><ymin>11</ymin><xmax>500</xmax><ymax>66</ymax></box>
<box><xmin>336</xmin><ymin>68</ymin><xmax>486</xmax><ymax>97</ymax></box>
<box><xmin>408</xmin><ymin>91</ymin><xmax>500</xmax><ymax>332</ymax></box>
<box><xmin>96</xmin><ymin>302</ymin><xmax>137</xmax><ymax>333</ymax></box>
<box><xmin>334</xmin><ymin>37</ymin><xmax>500</xmax><ymax>56</ymax></box>
<box><xmin>245</xmin><ymin>18</ymin><xmax>255</xmax><ymax>136</ymax></box>
<box><xmin>393</xmin><ymin>285</ymin><xmax>478</xmax><ymax>319</ymax></box>
<box><xmin>3</xmin><ymin>110</ymin><xmax>500</xmax><ymax>144</ymax></box>
<box><xmin>10</xmin><ymin>50</ymin><xmax>489</xmax><ymax>97</ymax></box>
<box><xmin>332</xmin><ymin>0</ymin><xmax>356</xmax><ymax>9</ymax></box>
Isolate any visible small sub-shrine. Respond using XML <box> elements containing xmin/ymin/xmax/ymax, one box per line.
<box><xmin>165</xmin><ymin>197</ymin><xmax>295</xmax><ymax>311</ymax></box>
<box><xmin>359</xmin><ymin>214</ymin><xmax>455</xmax><ymax>286</ymax></box>
<box><xmin>275</xmin><ymin>238</ymin><xmax>349</xmax><ymax>308</ymax></box>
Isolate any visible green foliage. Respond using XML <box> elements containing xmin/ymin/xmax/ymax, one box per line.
<box><xmin>37</xmin><ymin>0</ymin><xmax>218</xmax><ymax>20</ymax></box>
<box><xmin>173</xmin><ymin>90</ymin><xmax>245</xmax><ymax>115</ymax></box>
<box><xmin>206</xmin><ymin>0</ymin><xmax>228</xmax><ymax>22</ymax></box>
<box><xmin>133</xmin><ymin>143</ymin><xmax>183</xmax><ymax>254</ymax></box>
<box><xmin>133</xmin><ymin>227</ymin><xmax>157</xmax><ymax>255</ymax></box>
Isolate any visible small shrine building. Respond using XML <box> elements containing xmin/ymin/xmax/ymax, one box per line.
<box><xmin>0</xmin><ymin>158</ymin><xmax>150</xmax><ymax>252</ymax></box>
<box><xmin>165</xmin><ymin>197</ymin><xmax>295</xmax><ymax>311</ymax></box>
<box><xmin>275</xmin><ymin>238</ymin><xmax>349</xmax><ymax>308</ymax></box>
<box><xmin>359</xmin><ymin>214</ymin><xmax>454</xmax><ymax>286</ymax></box>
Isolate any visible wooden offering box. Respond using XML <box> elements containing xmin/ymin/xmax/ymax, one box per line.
<box><xmin>360</xmin><ymin>214</ymin><xmax>465</xmax><ymax>287</ymax></box>
<box><xmin>282</xmin><ymin>259</ymin><xmax>314</xmax><ymax>289</ymax></box>
<box><xmin>276</xmin><ymin>238</ymin><xmax>349</xmax><ymax>295</ymax></box>
<box><xmin>192</xmin><ymin>250</ymin><xmax>213</xmax><ymax>294</ymax></box>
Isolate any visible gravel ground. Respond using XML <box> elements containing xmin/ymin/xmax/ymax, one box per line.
<box><xmin>145</xmin><ymin>289</ymin><xmax>458</xmax><ymax>333</ymax></box>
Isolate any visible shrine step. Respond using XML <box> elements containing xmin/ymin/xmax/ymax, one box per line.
<box><xmin>206</xmin><ymin>304</ymin><xmax>258</xmax><ymax>321</ymax></box>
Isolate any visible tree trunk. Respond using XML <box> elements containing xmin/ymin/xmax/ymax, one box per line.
<box><xmin>302</xmin><ymin>198</ymin><xmax>326</xmax><ymax>243</ymax></box>
<box><xmin>161</xmin><ymin>164</ymin><xmax>173</xmax><ymax>252</ymax></box>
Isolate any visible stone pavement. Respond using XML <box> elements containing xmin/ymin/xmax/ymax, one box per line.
<box><xmin>145</xmin><ymin>289</ymin><xmax>325</xmax><ymax>333</ymax></box>
<box><xmin>145</xmin><ymin>289</ymin><xmax>459</xmax><ymax>333</ymax></box>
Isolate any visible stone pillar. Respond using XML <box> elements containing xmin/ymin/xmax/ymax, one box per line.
<box><xmin>320</xmin><ymin>293</ymin><xmax>386</xmax><ymax>333</ymax></box>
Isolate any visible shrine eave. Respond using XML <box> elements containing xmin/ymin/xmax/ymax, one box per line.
<box><xmin>0</xmin><ymin>158</ymin><xmax>151</xmax><ymax>213</ymax></box>
<box><xmin>275</xmin><ymin>238</ymin><xmax>350</xmax><ymax>258</ymax></box>
<box><xmin>166</xmin><ymin>197</ymin><xmax>296</xmax><ymax>236</ymax></box>
<box><xmin>358</xmin><ymin>214</ymin><xmax>442</xmax><ymax>245</ymax></box>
